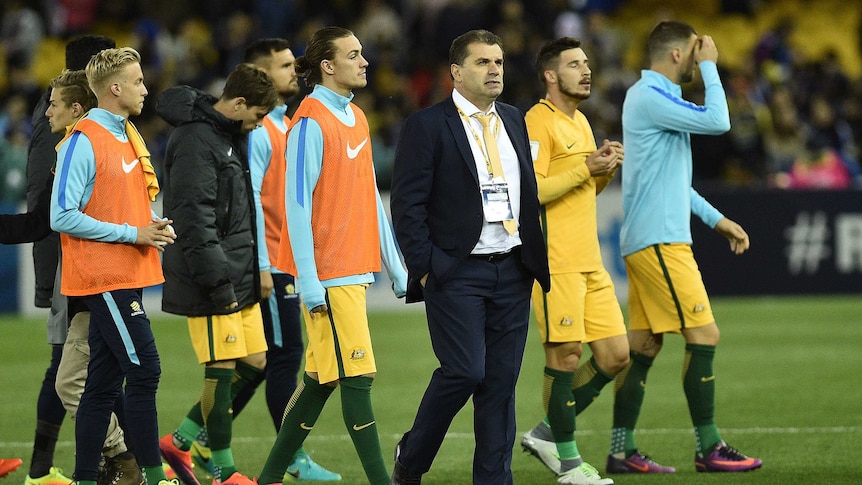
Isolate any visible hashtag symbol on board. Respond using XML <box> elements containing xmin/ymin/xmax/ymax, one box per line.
<box><xmin>784</xmin><ymin>211</ymin><xmax>831</xmax><ymax>274</ymax></box>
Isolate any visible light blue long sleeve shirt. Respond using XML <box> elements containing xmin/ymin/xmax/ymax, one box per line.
<box><xmin>286</xmin><ymin>84</ymin><xmax>407</xmax><ymax>309</ymax></box>
<box><xmin>620</xmin><ymin>61</ymin><xmax>730</xmax><ymax>256</ymax></box>
<box><xmin>249</xmin><ymin>104</ymin><xmax>288</xmax><ymax>274</ymax></box>
<box><xmin>51</xmin><ymin>108</ymin><xmax>157</xmax><ymax>242</ymax></box>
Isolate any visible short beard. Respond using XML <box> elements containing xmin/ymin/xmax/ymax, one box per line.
<box><xmin>561</xmin><ymin>86</ymin><xmax>590</xmax><ymax>101</ymax></box>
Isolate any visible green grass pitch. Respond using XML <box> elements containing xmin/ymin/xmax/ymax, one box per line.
<box><xmin>1</xmin><ymin>295</ymin><xmax>860</xmax><ymax>484</ymax></box>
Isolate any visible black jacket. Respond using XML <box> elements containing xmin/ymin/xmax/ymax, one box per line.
<box><xmin>25</xmin><ymin>88</ymin><xmax>62</xmax><ymax>307</ymax></box>
<box><xmin>0</xmin><ymin>175</ymin><xmax>52</xmax><ymax>244</ymax></box>
<box><xmin>157</xmin><ymin>86</ymin><xmax>260</xmax><ymax>316</ymax></box>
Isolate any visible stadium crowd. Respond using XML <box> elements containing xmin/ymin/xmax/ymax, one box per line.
<box><xmin>0</xmin><ymin>0</ymin><xmax>861</xmax><ymax>197</ymax></box>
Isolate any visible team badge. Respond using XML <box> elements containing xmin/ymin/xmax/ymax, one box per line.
<box><xmin>225</xmin><ymin>334</ymin><xmax>237</xmax><ymax>343</ymax></box>
<box><xmin>560</xmin><ymin>316</ymin><xmax>574</xmax><ymax>326</ymax></box>
<box><xmin>130</xmin><ymin>301</ymin><xmax>144</xmax><ymax>317</ymax></box>
<box><xmin>693</xmin><ymin>304</ymin><xmax>705</xmax><ymax>313</ymax></box>
<box><xmin>350</xmin><ymin>348</ymin><xmax>367</xmax><ymax>360</ymax></box>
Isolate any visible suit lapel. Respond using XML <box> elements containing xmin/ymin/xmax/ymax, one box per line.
<box><xmin>444</xmin><ymin>98</ymin><xmax>480</xmax><ymax>184</ymax></box>
<box><xmin>497</xmin><ymin>106</ymin><xmax>532</xmax><ymax>188</ymax></box>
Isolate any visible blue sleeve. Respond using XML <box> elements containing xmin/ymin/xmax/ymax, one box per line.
<box><xmin>644</xmin><ymin>62</ymin><xmax>730</xmax><ymax>136</ymax></box>
<box><xmin>249</xmin><ymin>126</ymin><xmax>272</xmax><ymax>271</ymax></box>
<box><xmin>376</xmin><ymin>186</ymin><xmax>407</xmax><ymax>297</ymax></box>
<box><xmin>690</xmin><ymin>187</ymin><xmax>724</xmax><ymax>228</ymax></box>
<box><xmin>285</xmin><ymin>117</ymin><xmax>326</xmax><ymax>308</ymax></box>
<box><xmin>50</xmin><ymin>132</ymin><xmax>138</xmax><ymax>243</ymax></box>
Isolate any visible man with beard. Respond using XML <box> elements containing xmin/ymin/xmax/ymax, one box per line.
<box><xmin>608</xmin><ymin>20</ymin><xmax>761</xmax><ymax>474</ymax></box>
<box><xmin>519</xmin><ymin>37</ymin><xmax>628</xmax><ymax>485</ymax></box>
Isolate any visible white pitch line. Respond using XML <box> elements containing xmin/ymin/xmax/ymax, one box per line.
<box><xmin>3</xmin><ymin>426</ymin><xmax>860</xmax><ymax>448</ymax></box>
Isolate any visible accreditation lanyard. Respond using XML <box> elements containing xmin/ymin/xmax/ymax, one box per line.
<box><xmin>457</xmin><ymin>106</ymin><xmax>502</xmax><ymax>180</ymax></box>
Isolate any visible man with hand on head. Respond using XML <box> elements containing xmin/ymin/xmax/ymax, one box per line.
<box><xmin>608</xmin><ymin>20</ymin><xmax>761</xmax><ymax>474</ymax></box>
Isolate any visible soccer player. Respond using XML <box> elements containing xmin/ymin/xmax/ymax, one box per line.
<box><xmin>156</xmin><ymin>64</ymin><xmax>279</xmax><ymax>485</ymax></box>
<box><xmin>23</xmin><ymin>35</ymin><xmax>116</xmax><ymax>485</ymax></box>
<box><xmin>48</xmin><ymin>68</ymin><xmax>146</xmax><ymax>485</ymax></box>
<box><xmin>609</xmin><ymin>20</ymin><xmax>762</xmax><ymax>473</ymax></box>
<box><xmin>256</xmin><ymin>26</ymin><xmax>407</xmax><ymax>485</ymax></box>
<box><xmin>520</xmin><ymin>37</ymin><xmax>631</xmax><ymax>485</ymax></box>
<box><xmin>50</xmin><ymin>46</ymin><xmax>175</xmax><ymax>485</ymax></box>
<box><xmin>187</xmin><ymin>38</ymin><xmax>341</xmax><ymax>483</ymax></box>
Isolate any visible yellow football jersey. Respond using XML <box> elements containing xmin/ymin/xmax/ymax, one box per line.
<box><xmin>526</xmin><ymin>99</ymin><xmax>610</xmax><ymax>273</ymax></box>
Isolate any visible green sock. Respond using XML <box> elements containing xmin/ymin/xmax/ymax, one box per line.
<box><xmin>201</xmin><ymin>367</ymin><xmax>236</xmax><ymax>480</ymax></box>
<box><xmin>684</xmin><ymin>343</ymin><xmax>721</xmax><ymax>454</ymax></box>
<box><xmin>77</xmin><ymin>481</ymin><xmax>97</xmax><ymax>485</ymax></box>
<box><xmin>232</xmin><ymin>361</ymin><xmax>265</xmax><ymax>399</ymax></box>
<box><xmin>341</xmin><ymin>376</ymin><xmax>388</xmax><ymax>485</ymax></box>
<box><xmin>610</xmin><ymin>352</ymin><xmax>653</xmax><ymax>455</ymax></box>
<box><xmin>572</xmin><ymin>356</ymin><xmax>614</xmax><ymax>415</ymax></box>
<box><xmin>259</xmin><ymin>374</ymin><xmax>334</xmax><ymax>484</ymax></box>
<box><xmin>142</xmin><ymin>465</ymin><xmax>167</xmax><ymax>484</ymax></box>
<box><xmin>543</xmin><ymin>367</ymin><xmax>578</xmax><ymax>461</ymax></box>
<box><xmin>212</xmin><ymin>449</ymin><xmax>236</xmax><ymax>481</ymax></box>
<box><xmin>175</xmin><ymin>416</ymin><xmax>203</xmax><ymax>451</ymax></box>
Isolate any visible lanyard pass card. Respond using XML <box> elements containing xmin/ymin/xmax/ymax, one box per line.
<box><xmin>481</xmin><ymin>181</ymin><xmax>514</xmax><ymax>222</ymax></box>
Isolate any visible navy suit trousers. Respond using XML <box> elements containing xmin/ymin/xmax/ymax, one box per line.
<box><xmin>400</xmin><ymin>252</ymin><xmax>532</xmax><ymax>485</ymax></box>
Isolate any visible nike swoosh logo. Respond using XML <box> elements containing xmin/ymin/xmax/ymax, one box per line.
<box><xmin>565</xmin><ymin>400</ymin><xmax>576</xmax><ymax>407</ymax></box>
<box><xmin>122</xmin><ymin>157</ymin><xmax>139</xmax><ymax>173</ymax></box>
<box><xmin>566</xmin><ymin>142</ymin><xmax>576</xmax><ymax>149</ymax></box>
<box><xmin>639</xmin><ymin>380</ymin><xmax>646</xmax><ymax>387</ymax></box>
<box><xmin>228</xmin><ymin>147</ymin><xmax>233</xmax><ymax>157</ymax></box>
<box><xmin>347</xmin><ymin>138</ymin><xmax>368</xmax><ymax>159</ymax></box>
<box><xmin>299</xmin><ymin>422</ymin><xmax>314</xmax><ymax>430</ymax></box>
<box><xmin>353</xmin><ymin>421</ymin><xmax>375</xmax><ymax>431</ymax></box>
<box><xmin>701</xmin><ymin>375</ymin><xmax>716</xmax><ymax>382</ymax></box>
<box><xmin>627</xmin><ymin>460</ymin><xmax>650</xmax><ymax>472</ymax></box>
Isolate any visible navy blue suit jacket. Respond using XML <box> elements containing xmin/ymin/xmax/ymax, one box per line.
<box><xmin>391</xmin><ymin>96</ymin><xmax>550</xmax><ymax>303</ymax></box>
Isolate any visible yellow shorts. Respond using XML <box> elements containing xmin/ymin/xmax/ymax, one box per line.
<box><xmin>625</xmin><ymin>244</ymin><xmax>714</xmax><ymax>334</ymax></box>
<box><xmin>532</xmin><ymin>268</ymin><xmax>626</xmax><ymax>344</ymax></box>
<box><xmin>187</xmin><ymin>303</ymin><xmax>268</xmax><ymax>364</ymax></box>
<box><xmin>303</xmin><ymin>284</ymin><xmax>376</xmax><ymax>384</ymax></box>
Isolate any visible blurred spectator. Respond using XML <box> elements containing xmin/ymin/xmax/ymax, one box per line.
<box><xmin>763</xmin><ymin>86</ymin><xmax>806</xmax><ymax>176</ymax></box>
<box><xmin>48</xmin><ymin>0</ymin><xmax>100</xmax><ymax>36</ymax></box>
<box><xmin>723</xmin><ymin>68</ymin><xmax>769</xmax><ymax>183</ymax></box>
<box><xmin>1</xmin><ymin>0</ymin><xmax>45</xmax><ymax>66</ymax></box>
<box><xmin>754</xmin><ymin>16</ymin><xmax>795</xmax><ymax>85</ymax></box>
<box><xmin>804</xmin><ymin>95</ymin><xmax>859</xmax><ymax>173</ymax></box>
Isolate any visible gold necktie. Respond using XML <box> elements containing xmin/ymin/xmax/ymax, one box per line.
<box><xmin>473</xmin><ymin>113</ymin><xmax>516</xmax><ymax>235</ymax></box>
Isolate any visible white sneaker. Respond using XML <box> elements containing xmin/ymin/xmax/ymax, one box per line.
<box><xmin>557</xmin><ymin>462</ymin><xmax>614</xmax><ymax>485</ymax></box>
<box><xmin>521</xmin><ymin>428</ymin><xmax>561</xmax><ymax>474</ymax></box>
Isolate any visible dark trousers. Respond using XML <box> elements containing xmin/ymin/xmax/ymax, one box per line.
<box><xmin>400</xmin><ymin>253</ymin><xmax>532</xmax><ymax>485</ymax></box>
<box><xmin>233</xmin><ymin>273</ymin><xmax>304</xmax><ymax>430</ymax></box>
<box><xmin>37</xmin><ymin>344</ymin><xmax>67</xmax><ymax>428</ymax></box>
<box><xmin>73</xmin><ymin>289</ymin><xmax>161</xmax><ymax>481</ymax></box>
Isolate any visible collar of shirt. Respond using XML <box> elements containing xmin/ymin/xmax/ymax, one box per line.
<box><xmin>641</xmin><ymin>69</ymin><xmax>682</xmax><ymax>97</ymax></box>
<box><xmin>269</xmin><ymin>103</ymin><xmax>288</xmax><ymax>119</ymax></box>
<box><xmin>452</xmin><ymin>88</ymin><xmax>498</xmax><ymax>122</ymax></box>
<box><xmin>84</xmin><ymin>108</ymin><xmax>129</xmax><ymax>141</ymax></box>
<box><xmin>311</xmin><ymin>84</ymin><xmax>354</xmax><ymax>112</ymax></box>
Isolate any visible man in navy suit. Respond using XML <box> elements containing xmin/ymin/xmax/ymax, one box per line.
<box><xmin>389</xmin><ymin>29</ymin><xmax>550</xmax><ymax>485</ymax></box>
